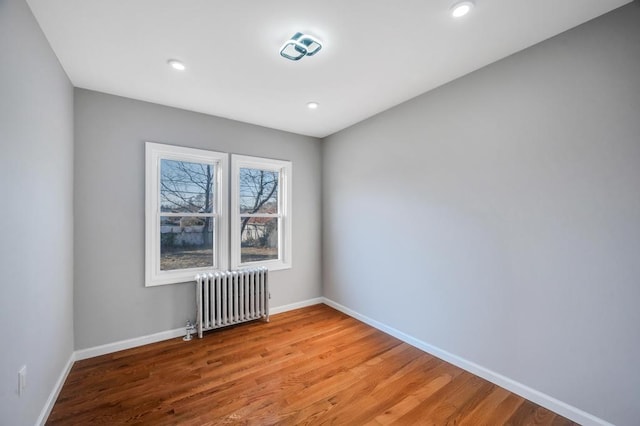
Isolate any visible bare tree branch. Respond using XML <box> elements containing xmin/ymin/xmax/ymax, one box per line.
<box><xmin>240</xmin><ymin>169</ymin><xmax>278</xmax><ymax>237</ymax></box>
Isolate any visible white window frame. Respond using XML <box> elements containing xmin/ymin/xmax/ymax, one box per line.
<box><xmin>145</xmin><ymin>142</ymin><xmax>228</xmax><ymax>286</ymax></box>
<box><xmin>231</xmin><ymin>154</ymin><xmax>292</xmax><ymax>271</ymax></box>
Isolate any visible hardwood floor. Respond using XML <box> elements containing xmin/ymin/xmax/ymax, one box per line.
<box><xmin>48</xmin><ymin>304</ymin><xmax>578</xmax><ymax>425</ymax></box>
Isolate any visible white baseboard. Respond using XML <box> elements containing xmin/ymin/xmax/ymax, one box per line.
<box><xmin>321</xmin><ymin>297</ymin><xmax>613</xmax><ymax>426</ymax></box>
<box><xmin>37</xmin><ymin>351</ymin><xmax>75</xmax><ymax>426</ymax></box>
<box><xmin>74</xmin><ymin>297</ymin><xmax>324</xmax><ymax>361</ymax></box>
<box><xmin>270</xmin><ymin>297</ymin><xmax>324</xmax><ymax>315</ymax></box>
<box><xmin>75</xmin><ymin>327</ymin><xmax>186</xmax><ymax>361</ymax></box>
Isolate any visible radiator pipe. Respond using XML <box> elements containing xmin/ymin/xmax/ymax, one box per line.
<box><xmin>183</xmin><ymin>320</ymin><xmax>196</xmax><ymax>341</ymax></box>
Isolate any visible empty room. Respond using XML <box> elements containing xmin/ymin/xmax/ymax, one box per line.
<box><xmin>1</xmin><ymin>0</ymin><xmax>639</xmax><ymax>425</ymax></box>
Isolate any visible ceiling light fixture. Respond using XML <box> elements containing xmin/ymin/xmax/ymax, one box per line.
<box><xmin>307</xmin><ymin>101</ymin><xmax>319</xmax><ymax>110</ymax></box>
<box><xmin>280</xmin><ymin>32</ymin><xmax>322</xmax><ymax>61</ymax></box>
<box><xmin>450</xmin><ymin>0</ymin><xmax>475</xmax><ymax>18</ymax></box>
<box><xmin>167</xmin><ymin>59</ymin><xmax>186</xmax><ymax>71</ymax></box>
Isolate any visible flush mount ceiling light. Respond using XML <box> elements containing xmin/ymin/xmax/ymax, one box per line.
<box><xmin>280</xmin><ymin>32</ymin><xmax>322</xmax><ymax>61</ymax></box>
<box><xmin>450</xmin><ymin>0</ymin><xmax>475</xmax><ymax>18</ymax></box>
<box><xmin>307</xmin><ymin>101</ymin><xmax>319</xmax><ymax>110</ymax></box>
<box><xmin>167</xmin><ymin>59</ymin><xmax>186</xmax><ymax>71</ymax></box>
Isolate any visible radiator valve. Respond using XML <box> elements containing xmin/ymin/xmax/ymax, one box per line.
<box><xmin>183</xmin><ymin>320</ymin><xmax>196</xmax><ymax>341</ymax></box>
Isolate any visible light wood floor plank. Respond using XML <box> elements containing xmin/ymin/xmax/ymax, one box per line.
<box><xmin>47</xmin><ymin>304</ymin><xmax>579</xmax><ymax>425</ymax></box>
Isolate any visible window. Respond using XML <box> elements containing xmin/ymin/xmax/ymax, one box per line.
<box><xmin>145</xmin><ymin>142</ymin><xmax>228</xmax><ymax>286</ymax></box>
<box><xmin>146</xmin><ymin>145</ymin><xmax>291</xmax><ymax>286</ymax></box>
<box><xmin>231</xmin><ymin>155</ymin><xmax>292</xmax><ymax>271</ymax></box>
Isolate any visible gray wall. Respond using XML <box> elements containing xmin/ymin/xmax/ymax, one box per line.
<box><xmin>322</xmin><ymin>4</ymin><xmax>640</xmax><ymax>426</ymax></box>
<box><xmin>74</xmin><ymin>89</ymin><xmax>322</xmax><ymax>349</ymax></box>
<box><xmin>0</xmin><ymin>0</ymin><xmax>75</xmax><ymax>424</ymax></box>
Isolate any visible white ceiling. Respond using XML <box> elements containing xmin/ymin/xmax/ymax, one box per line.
<box><xmin>27</xmin><ymin>0</ymin><xmax>631</xmax><ymax>138</ymax></box>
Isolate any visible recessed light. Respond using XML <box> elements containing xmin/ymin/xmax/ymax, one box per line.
<box><xmin>167</xmin><ymin>59</ymin><xmax>186</xmax><ymax>71</ymax></box>
<box><xmin>307</xmin><ymin>102</ymin><xmax>319</xmax><ymax>110</ymax></box>
<box><xmin>450</xmin><ymin>0</ymin><xmax>475</xmax><ymax>18</ymax></box>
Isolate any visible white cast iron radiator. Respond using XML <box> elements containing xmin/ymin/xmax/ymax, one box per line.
<box><xmin>195</xmin><ymin>268</ymin><xmax>269</xmax><ymax>338</ymax></box>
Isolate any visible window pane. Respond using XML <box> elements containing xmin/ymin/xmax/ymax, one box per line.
<box><xmin>161</xmin><ymin>159</ymin><xmax>214</xmax><ymax>213</ymax></box>
<box><xmin>239</xmin><ymin>168</ymin><xmax>278</xmax><ymax>214</ymax></box>
<box><xmin>160</xmin><ymin>216</ymin><xmax>213</xmax><ymax>270</ymax></box>
<box><xmin>240</xmin><ymin>217</ymin><xmax>278</xmax><ymax>263</ymax></box>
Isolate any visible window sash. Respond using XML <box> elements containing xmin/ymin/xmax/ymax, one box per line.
<box><xmin>159</xmin><ymin>214</ymin><xmax>216</xmax><ymax>271</ymax></box>
<box><xmin>239</xmin><ymin>216</ymin><xmax>282</xmax><ymax>265</ymax></box>
<box><xmin>239</xmin><ymin>167</ymin><xmax>279</xmax><ymax>215</ymax></box>
<box><xmin>231</xmin><ymin>155</ymin><xmax>291</xmax><ymax>271</ymax></box>
<box><xmin>146</xmin><ymin>142</ymin><xmax>228</xmax><ymax>286</ymax></box>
